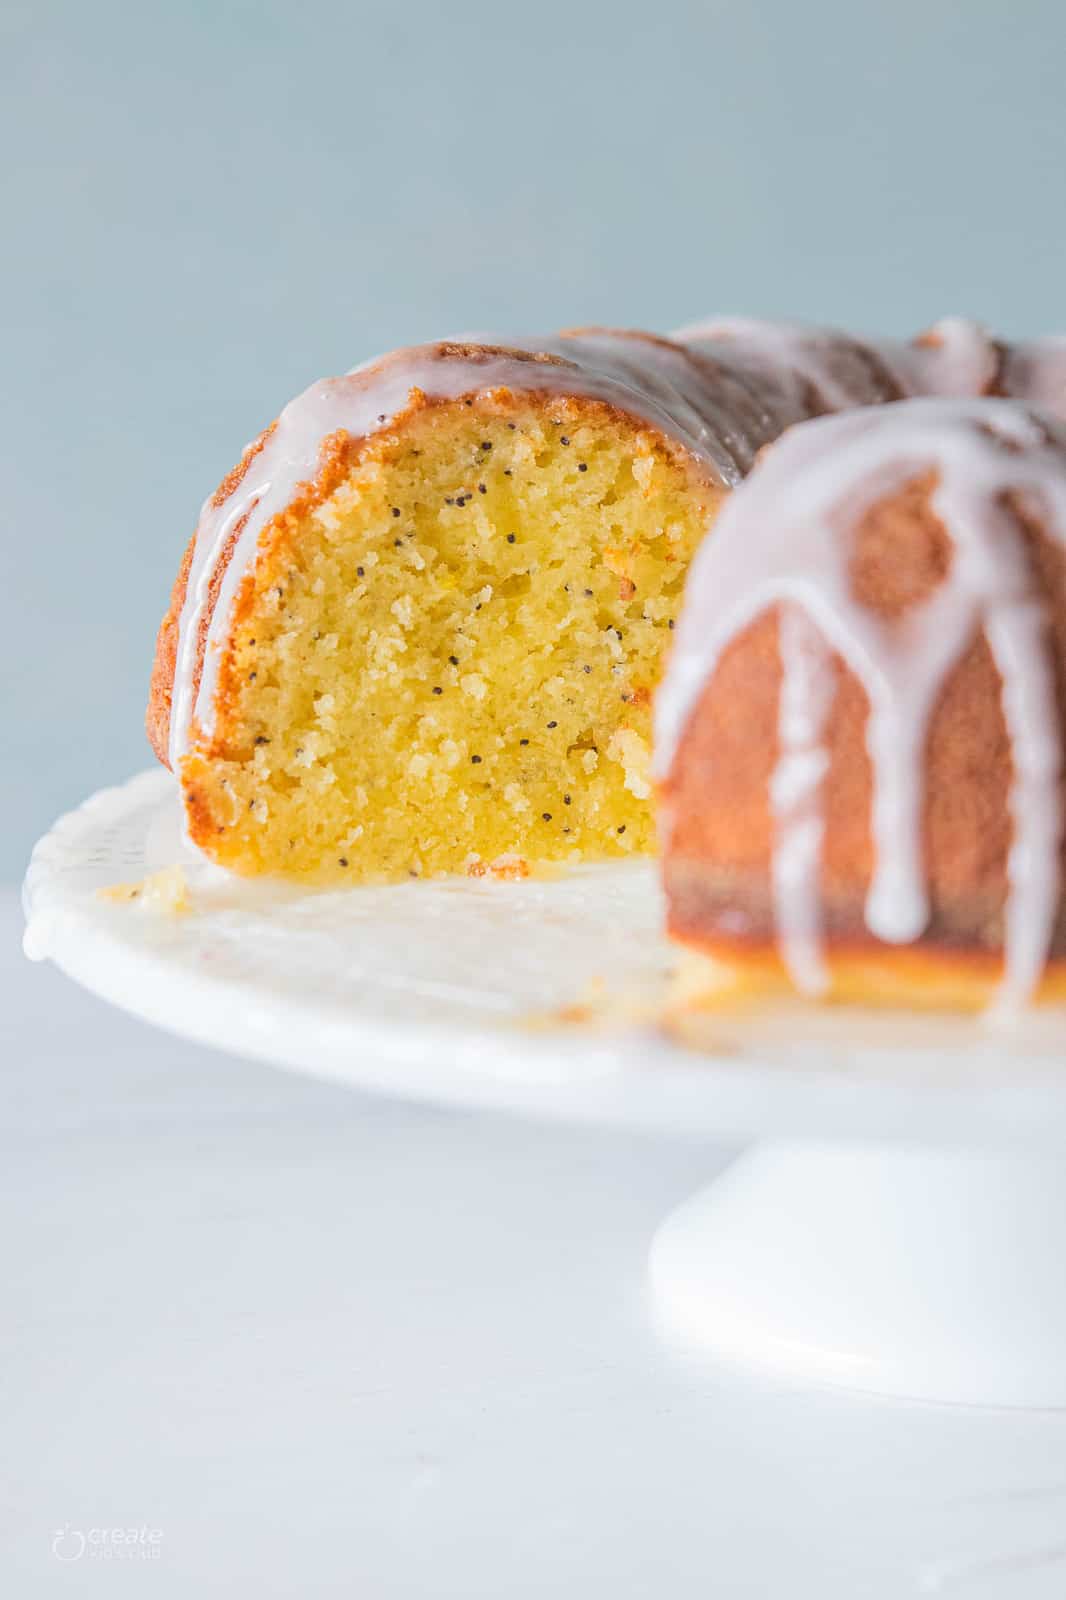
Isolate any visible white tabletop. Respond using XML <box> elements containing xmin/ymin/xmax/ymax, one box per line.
<box><xmin>4</xmin><ymin>886</ymin><xmax>1066</xmax><ymax>1597</ymax></box>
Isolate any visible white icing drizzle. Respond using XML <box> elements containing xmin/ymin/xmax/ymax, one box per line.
<box><xmin>679</xmin><ymin>315</ymin><xmax>920</xmax><ymax>411</ymax></box>
<box><xmin>984</xmin><ymin>600</ymin><xmax>1063</xmax><ymax>1013</ymax></box>
<box><xmin>771</xmin><ymin>606</ymin><xmax>835</xmax><ymax>993</ymax></box>
<box><xmin>677</xmin><ymin>314</ymin><xmax>1001</xmax><ymax>408</ymax></box>
<box><xmin>907</xmin><ymin>315</ymin><xmax>1000</xmax><ymax>398</ymax></box>
<box><xmin>1002</xmin><ymin>336</ymin><xmax>1066</xmax><ymax>422</ymax></box>
<box><xmin>656</xmin><ymin>398</ymin><xmax>1066</xmax><ymax>1007</ymax></box>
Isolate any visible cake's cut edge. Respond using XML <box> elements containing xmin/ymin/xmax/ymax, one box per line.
<box><xmin>154</xmin><ymin>385</ymin><xmax>722</xmax><ymax>882</ymax></box>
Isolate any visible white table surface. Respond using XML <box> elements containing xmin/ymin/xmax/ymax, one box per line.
<box><xmin>4</xmin><ymin>886</ymin><xmax>1066</xmax><ymax>1598</ymax></box>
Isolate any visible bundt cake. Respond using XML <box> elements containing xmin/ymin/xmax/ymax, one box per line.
<box><xmin>147</xmin><ymin>319</ymin><xmax>1058</xmax><ymax>885</ymax></box>
<box><xmin>656</xmin><ymin>397</ymin><xmax>1066</xmax><ymax>1012</ymax></box>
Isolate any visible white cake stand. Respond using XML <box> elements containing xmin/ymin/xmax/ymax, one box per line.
<box><xmin>23</xmin><ymin>770</ymin><xmax>1066</xmax><ymax>1408</ymax></box>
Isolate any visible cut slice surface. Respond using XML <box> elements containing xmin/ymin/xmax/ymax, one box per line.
<box><xmin>179</xmin><ymin>393</ymin><xmax>719</xmax><ymax>881</ymax></box>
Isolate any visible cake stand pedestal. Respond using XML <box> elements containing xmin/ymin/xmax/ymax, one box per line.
<box><xmin>23</xmin><ymin>770</ymin><xmax>1066</xmax><ymax>1409</ymax></box>
<box><xmin>652</xmin><ymin>1143</ymin><xmax>1066</xmax><ymax>1407</ymax></box>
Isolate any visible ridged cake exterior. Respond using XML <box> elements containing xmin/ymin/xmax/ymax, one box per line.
<box><xmin>656</xmin><ymin>398</ymin><xmax>1066</xmax><ymax>1011</ymax></box>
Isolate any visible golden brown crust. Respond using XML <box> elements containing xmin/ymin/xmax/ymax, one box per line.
<box><xmin>209</xmin><ymin>419</ymin><xmax>278</xmax><ymax>509</ymax></box>
<box><xmin>668</xmin><ymin>939</ymin><xmax>1066</xmax><ymax>1014</ymax></box>
<box><xmin>662</xmin><ymin>476</ymin><xmax>1066</xmax><ymax>967</ymax></box>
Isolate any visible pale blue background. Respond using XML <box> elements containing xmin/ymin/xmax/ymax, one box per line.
<box><xmin>5</xmin><ymin>0</ymin><xmax>1065</xmax><ymax>877</ymax></box>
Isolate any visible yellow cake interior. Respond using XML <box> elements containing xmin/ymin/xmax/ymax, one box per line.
<box><xmin>182</xmin><ymin>399</ymin><xmax>718</xmax><ymax>882</ymax></box>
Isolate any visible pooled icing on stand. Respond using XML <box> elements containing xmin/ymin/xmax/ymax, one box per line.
<box><xmin>656</xmin><ymin>399</ymin><xmax>1066</xmax><ymax>1010</ymax></box>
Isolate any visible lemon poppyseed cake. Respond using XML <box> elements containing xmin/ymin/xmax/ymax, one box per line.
<box><xmin>148</xmin><ymin>320</ymin><xmax>1058</xmax><ymax>885</ymax></box>
<box><xmin>657</xmin><ymin>397</ymin><xmax>1066</xmax><ymax>1013</ymax></box>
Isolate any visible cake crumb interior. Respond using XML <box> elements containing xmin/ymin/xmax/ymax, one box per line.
<box><xmin>182</xmin><ymin>399</ymin><xmax>716</xmax><ymax>882</ymax></box>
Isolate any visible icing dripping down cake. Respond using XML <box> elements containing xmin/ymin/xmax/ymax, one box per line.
<box><xmin>147</xmin><ymin>318</ymin><xmax>1054</xmax><ymax>886</ymax></box>
<box><xmin>657</xmin><ymin>397</ymin><xmax>1066</xmax><ymax>1012</ymax></box>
